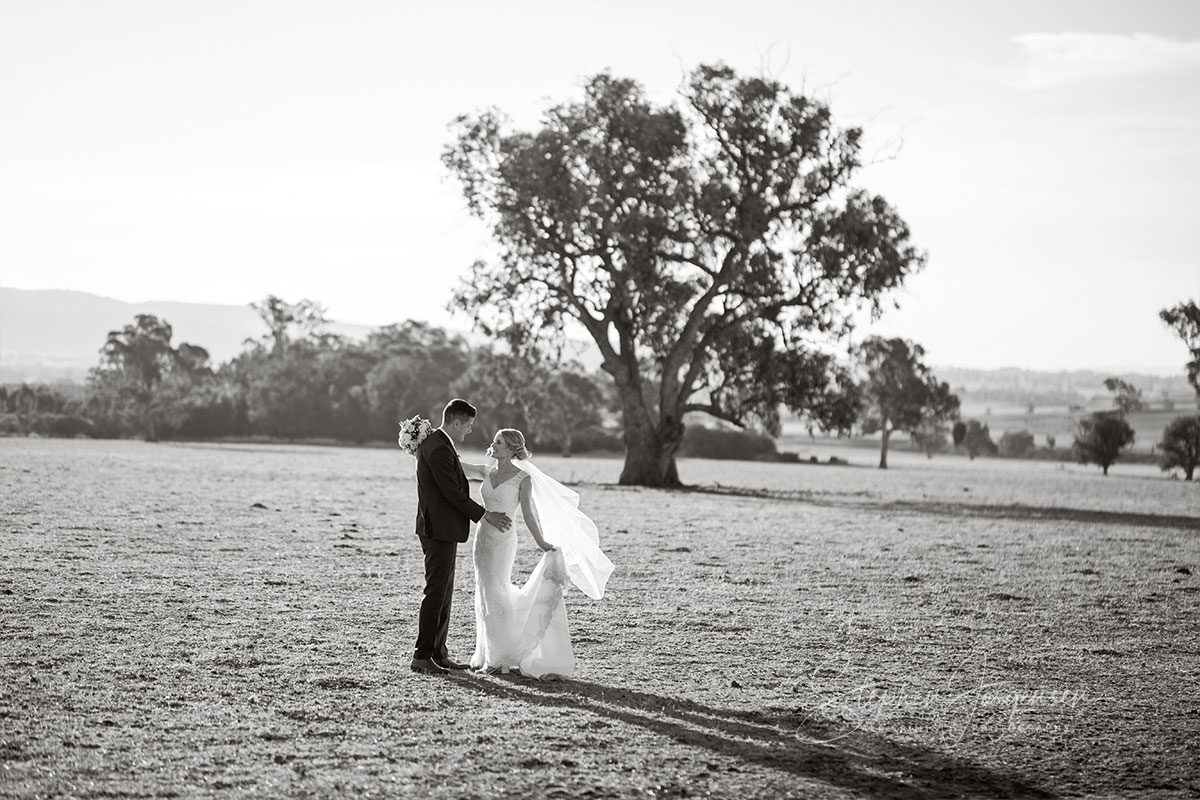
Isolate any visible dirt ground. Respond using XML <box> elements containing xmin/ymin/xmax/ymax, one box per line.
<box><xmin>1</xmin><ymin>438</ymin><xmax>1197</xmax><ymax>799</ymax></box>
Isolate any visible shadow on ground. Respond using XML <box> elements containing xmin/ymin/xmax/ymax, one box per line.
<box><xmin>678</xmin><ymin>485</ymin><xmax>1200</xmax><ymax>532</ymax></box>
<box><xmin>463</xmin><ymin>674</ymin><xmax>1055</xmax><ymax>799</ymax></box>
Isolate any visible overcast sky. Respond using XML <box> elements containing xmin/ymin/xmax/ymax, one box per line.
<box><xmin>1</xmin><ymin>0</ymin><xmax>1197</xmax><ymax>372</ymax></box>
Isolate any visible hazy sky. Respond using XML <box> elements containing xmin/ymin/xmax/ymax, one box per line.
<box><xmin>2</xmin><ymin>0</ymin><xmax>1198</xmax><ymax>372</ymax></box>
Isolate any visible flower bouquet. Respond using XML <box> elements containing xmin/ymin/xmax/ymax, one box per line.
<box><xmin>398</xmin><ymin>416</ymin><xmax>434</xmax><ymax>457</ymax></box>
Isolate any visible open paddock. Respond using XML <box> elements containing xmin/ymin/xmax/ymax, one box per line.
<box><xmin>1</xmin><ymin>438</ymin><xmax>1197</xmax><ymax>798</ymax></box>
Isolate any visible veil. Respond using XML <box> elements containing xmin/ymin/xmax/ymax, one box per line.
<box><xmin>513</xmin><ymin>459</ymin><xmax>613</xmax><ymax>600</ymax></box>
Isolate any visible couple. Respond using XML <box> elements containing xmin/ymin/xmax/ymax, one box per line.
<box><xmin>410</xmin><ymin>398</ymin><xmax>612</xmax><ymax>679</ymax></box>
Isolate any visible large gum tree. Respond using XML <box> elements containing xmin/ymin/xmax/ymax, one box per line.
<box><xmin>444</xmin><ymin>64</ymin><xmax>925</xmax><ymax>486</ymax></box>
<box><xmin>1160</xmin><ymin>300</ymin><xmax>1200</xmax><ymax>402</ymax></box>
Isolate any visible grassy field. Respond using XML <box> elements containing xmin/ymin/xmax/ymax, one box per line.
<box><xmin>1</xmin><ymin>437</ymin><xmax>1198</xmax><ymax>799</ymax></box>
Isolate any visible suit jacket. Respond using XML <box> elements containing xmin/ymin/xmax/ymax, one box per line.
<box><xmin>415</xmin><ymin>429</ymin><xmax>485</xmax><ymax>543</ymax></box>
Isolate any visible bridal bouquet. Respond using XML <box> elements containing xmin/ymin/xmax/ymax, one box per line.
<box><xmin>398</xmin><ymin>416</ymin><xmax>434</xmax><ymax>457</ymax></box>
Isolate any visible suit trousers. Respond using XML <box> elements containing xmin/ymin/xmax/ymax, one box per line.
<box><xmin>414</xmin><ymin>536</ymin><xmax>458</xmax><ymax>660</ymax></box>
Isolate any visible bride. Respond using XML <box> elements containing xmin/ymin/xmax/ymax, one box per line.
<box><xmin>460</xmin><ymin>428</ymin><xmax>612</xmax><ymax>679</ymax></box>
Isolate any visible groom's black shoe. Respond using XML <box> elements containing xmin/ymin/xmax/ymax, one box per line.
<box><xmin>410</xmin><ymin>658</ymin><xmax>449</xmax><ymax>675</ymax></box>
<box><xmin>432</xmin><ymin>656</ymin><xmax>470</xmax><ymax>671</ymax></box>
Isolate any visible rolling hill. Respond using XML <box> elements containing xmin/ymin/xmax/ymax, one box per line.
<box><xmin>0</xmin><ymin>288</ymin><xmax>374</xmax><ymax>383</ymax></box>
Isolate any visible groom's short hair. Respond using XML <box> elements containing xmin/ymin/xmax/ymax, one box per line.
<box><xmin>442</xmin><ymin>398</ymin><xmax>477</xmax><ymax>425</ymax></box>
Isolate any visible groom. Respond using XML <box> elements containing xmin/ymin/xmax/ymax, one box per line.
<box><xmin>411</xmin><ymin>398</ymin><xmax>512</xmax><ymax>675</ymax></box>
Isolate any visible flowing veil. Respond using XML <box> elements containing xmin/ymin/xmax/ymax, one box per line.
<box><xmin>513</xmin><ymin>459</ymin><xmax>613</xmax><ymax>600</ymax></box>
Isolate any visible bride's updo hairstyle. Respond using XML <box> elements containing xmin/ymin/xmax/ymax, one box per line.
<box><xmin>497</xmin><ymin>428</ymin><xmax>531</xmax><ymax>460</ymax></box>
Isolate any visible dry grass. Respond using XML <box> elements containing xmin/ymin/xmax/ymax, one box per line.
<box><xmin>1</xmin><ymin>438</ymin><xmax>1197</xmax><ymax>799</ymax></box>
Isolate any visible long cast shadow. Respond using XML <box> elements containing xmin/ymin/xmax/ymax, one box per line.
<box><xmin>679</xmin><ymin>485</ymin><xmax>1200</xmax><ymax>532</ymax></box>
<box><xmin>461</xmin><ymin>674</ymin><xmax>1054</xmax><ymax>799</ymax></box>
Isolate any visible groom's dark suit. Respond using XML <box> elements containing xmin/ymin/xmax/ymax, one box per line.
<box><xmin>413</xmin><ymin>429</ymin><xmax>485</xmax><ymax>660</ymax></box>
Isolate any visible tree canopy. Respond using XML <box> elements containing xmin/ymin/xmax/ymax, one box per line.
<box><xmin>68</xmin><ymin>300</ymin><xmax>612</xmax><ymax>451</ymax></box>
<box><xmin>1074</xmin><ymin>411</ymin><xmax>1135</xmax><ymax>476</ymax></box>
<box><xmin>858</xmin><ymin>336</ymin><xmax>959</xmax><ymax>468</ymax></box>
<box><xmin>1159</xmin><ymin>300</ymin><xmax>1200</xmax><ymax>401</ymax></box>
<box><xmin>1103</xmin><ymin>377</ymin><xmax>1145</xmax><ymax>416</ymax></box>
<box><xmin>89</xmin><ymin>314</ymin><xmax>211</xmax><ymax>441</ymax></box>
<box><xmin>1158</xmin><ymin>414</ymin><xmax>1200</xmax><ymax>481</ymax></box>
<box><xmin>444</xmin><ymin>63</ymin><xmax>925</xmax><ymax>485</ymax></box>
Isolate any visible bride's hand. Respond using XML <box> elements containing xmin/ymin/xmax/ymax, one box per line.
<box><xmin>538</xmin><ymin>542</ymin><xmax>556</xmax><ymax>552</ymax></box>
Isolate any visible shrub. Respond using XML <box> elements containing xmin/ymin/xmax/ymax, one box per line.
<box><xmin>679</xmin><ymin>426</ymin><xmax>777</xmax><ymax>461</ymax></box>
<box><xmin>568</xmin><ymin>426</ymin><xmax>624</xmax><ymax>453</ymax></box>
<box><xmin>999</xmin><ymin>430</ymin><xmax>1036</xmax><ymax>458</ymax></box>
<box><xmin>962</xmin><ymin>420</ymin><xmax>997</xmax><ymax>459</ymax></box>
<box><xmin>34</xmin><ymin>414</ymin><xmax>94</xmax><ymax>438</ymax></box>
<box><xmin>530</xmin><ymin>425</ymin><xmax>624</xmax><ymax>456</ymax></box>
<box><xmin>1158</xmin><ymin>414</ymin><xmax>1200</xmax><ymax>481</ymax></box>
<box><xmin>0</xmin><ymin>414</ymin><xmax>22</xmax><ymax>435</ymax></box>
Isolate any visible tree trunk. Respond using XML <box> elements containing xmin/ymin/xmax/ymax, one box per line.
<box><xmin>879</xmin><ymin>424</ymin><xmax>891</xmax><ymax>469</ymax></box>
<box><xmin>617</xmin><ymin>391</ymin><xmax>684</xmax><ymax>487</ymax></box>
<box><xmin>1102</xmin><ymin>464</ymin><xmax>1109</xmax><ymax>476</ymax></box>
<box><xmin>620</xmin><ymin>422</ymin><xmax>683</xmax><ymax>486</ymax></box>
<box><xmin>603</xmin><ymin>352</ymin><xmax>686</xmax><ymax>487</ymax></box>
<box><xmin>561</xmin><ymin>429</ymin><xmax>573</xmax><ymax>458</ymax></box>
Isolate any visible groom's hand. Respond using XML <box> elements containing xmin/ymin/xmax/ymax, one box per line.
<box><xmin>484</xmin><ymin>511</ymin><xmax>513</xmax><ymax>531</ymax></box>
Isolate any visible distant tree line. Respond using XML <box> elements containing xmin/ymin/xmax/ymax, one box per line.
<box><xmin>1</xmin><ymin>296</ymin><xmax>617</xmax><ymax>456</ymax></box>
<box><xmin>5</xmin><ymin>294</ymin><xmax>1199</xmax><ymax>479</ymax></box>
<box><xmin>0</xmin><ymin>382</ymin><xmax>90</xmax><ymax>437</ymax></box>
<box><xmin>890</xmin><ymin>300</ymin><xmax>1200</xmax><ymax>480</ymax></box>
<box><xmin>2</xmin><ymin>315</ymin><xmax>961</xmax><ymax>467</ymax></box>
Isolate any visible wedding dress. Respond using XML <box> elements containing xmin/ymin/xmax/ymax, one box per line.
<box><xmin>469</xmin><ymin>466</ymin><xmax>575</xmax><ymax>678</ymax></box>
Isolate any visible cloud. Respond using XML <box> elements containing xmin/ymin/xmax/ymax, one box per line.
<box><xmin>1012</xmin><ymin>32</ymin><xmax>1200</xmax><ymax>89</ymax></box>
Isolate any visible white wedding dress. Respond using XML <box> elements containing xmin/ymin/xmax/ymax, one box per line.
<box><xmin>469</xmin><ymin>466</ymin><xmax>575</xmax><ymax>678</ymax></box>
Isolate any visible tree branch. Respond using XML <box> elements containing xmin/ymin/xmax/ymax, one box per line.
<box><xmin>682</xmin><ymin>402</ymin><xmax>746</xmax><ymax>427</ymax></box>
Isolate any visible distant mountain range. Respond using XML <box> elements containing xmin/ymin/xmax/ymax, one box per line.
<box><xmin>0</xmin><ymin>288</ymin><xmax>375</xmax><ymax>383</ymax></box>
<box><xmin>1</xmin><ymin>288</ymin><xmax>1194</xmax><ymax>405</ymax></box>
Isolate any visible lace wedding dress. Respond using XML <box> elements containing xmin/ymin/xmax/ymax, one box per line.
<box><xmin>469</xmin><ymin>466</ymin><xmax>574</xmax><ymax>679</ymax></box>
